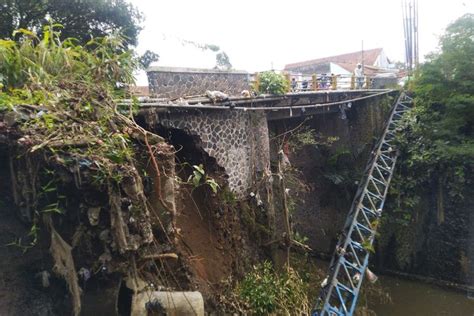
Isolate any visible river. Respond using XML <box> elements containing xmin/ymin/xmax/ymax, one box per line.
<box><xmin>370</xmin><ymin>275</ymin><xmax>474</xmax><ymax>316</ymax></box>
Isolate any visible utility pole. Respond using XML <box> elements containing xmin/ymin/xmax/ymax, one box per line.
<box><xmin>402</xmin><ymin>0</ymin><xmax>419</xmax><ymax>74</ymax></box>
<box><xmin>415</xmin><ymin>0</ymin><xmax>419</xmax><ymax>68</ymax></box>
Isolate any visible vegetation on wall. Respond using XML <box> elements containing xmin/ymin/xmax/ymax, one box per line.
<box><xmin>383</xmin><ymin>13</ymin><xmax>474</xmax><ymax>269</ymax></box>
<box><xmin>391</xmin><ymin>13</ymin><xmax>474</xmax><ymax>214</ymax></box>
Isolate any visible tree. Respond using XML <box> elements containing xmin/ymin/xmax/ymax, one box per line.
<box><xmin>387</xmin><ymin>13</ymin><xmax>474</xmax><ymax>220</ymax></box>
<box><xmin>215</xmin><ymin>51</ymin><xmax>232</xmax><ymax>70</ymax></box>
<box><xmin>411</xmin><ymin>13</ymin><xmax>474</xmax><ymax>151</ymax></box>
<box><xmin>380</xmin><ymin>14</ymin><xmax>474</xmax><ymax>278</ymax></box>
<box><xmin>0</xmin><ymin>0</ymin><xmax>143</xmax><ymax>45</ymax></box>
<box><xmin>138</xmin><ymin>50</ymin><xmax>159</xmax><ymax>69</ymax></box>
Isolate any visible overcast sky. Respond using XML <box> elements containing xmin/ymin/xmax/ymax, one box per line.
<box><xmin>131</xmin><ymin>0</ymin><xmax>473</xmax><ymax>85</ymax></box>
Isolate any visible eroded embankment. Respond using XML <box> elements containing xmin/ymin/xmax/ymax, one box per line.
<box><xmin>0</xmin><ymin>109</ymin><xmax>278</xmax><ymax>315</ymax></box>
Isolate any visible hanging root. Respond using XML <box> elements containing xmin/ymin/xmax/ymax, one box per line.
<box><xmin>45</xmin><ymin>215</ymin><xmax>82</xmax><ymax>316</ymax></box>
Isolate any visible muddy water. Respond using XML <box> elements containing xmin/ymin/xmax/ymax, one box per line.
<box><xmin>370</xmin><ymin>275</ymin><xmax>474</xmax><ymax>316</ymax></box>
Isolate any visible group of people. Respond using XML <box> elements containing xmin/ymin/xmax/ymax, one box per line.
<box><xmin>290</xmin><ymin>75</ymin><xmax>329</xmax><ymax>91</ymax></box>
<box><xmin>290</xmin><ymin>63</ymin><xmax>365</xmax><ymax>92</ymax></box>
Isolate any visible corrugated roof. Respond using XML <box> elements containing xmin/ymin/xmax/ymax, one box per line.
<box><xmin>285</xmin><ymin>48</ymin><xmax>383</xmax><ymax>70</ymax></box>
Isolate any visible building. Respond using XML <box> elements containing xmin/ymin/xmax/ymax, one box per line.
<box><xmin>284</xmin><ymin>48</ymin><xmax>392</xmax><ymax>76</ymax></box>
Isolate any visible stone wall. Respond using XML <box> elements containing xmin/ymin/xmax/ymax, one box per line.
<box><xmin>147</xmin><ymin>67</ymin><xmax>251</xmax><ymax>99</ymax></box>
<box><xmin>141</xmin><ymin>108</ymin><xmax>270</xmax><ymax>198</ymax></box>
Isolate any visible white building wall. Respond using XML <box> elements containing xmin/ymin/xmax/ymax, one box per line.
<box><xmin>330</xmin><ymin>62</ymin><xmax>351</xmax><ymax>75</ymax></box>
<box><xmin>374</xmin><ymin>49</ymin><xmax>390</xmax><ymax>68</ymax></box>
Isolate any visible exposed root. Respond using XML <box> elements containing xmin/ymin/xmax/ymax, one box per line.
<box><xmin>142</xmin><ymin>253</ymin><xmax>179</xmax><ymax>260</ymax></box>
<box><xmin>45</xmin><ymin>215</ymin><xmax>82</xmax><ymax>316</ymax></box>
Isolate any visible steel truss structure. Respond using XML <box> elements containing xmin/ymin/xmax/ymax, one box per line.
<box><xmin>313</xmin><ymin>93</ymin><xmax>413</xmax><ymax>316</ymax></box>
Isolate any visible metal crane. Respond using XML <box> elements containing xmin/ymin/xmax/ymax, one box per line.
<box><xmin>313</xmin><ymin>92</ymin><xmax>413</xmax><ymax>316</ymax></box>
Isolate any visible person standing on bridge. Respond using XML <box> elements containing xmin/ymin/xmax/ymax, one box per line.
<box><xmin>354</xmin><ymin>63</ymin><xmax>364</xmax><ymax>89</ymax></box>
<box><xmin>291</xmin><ymin>77</ymin><xmax>298</xmax><ymax>92</ymax></box>
<box><xmin>301</xmin><ymin>79</ymin><xmax>308</xmax><ymax>91</ymax></box>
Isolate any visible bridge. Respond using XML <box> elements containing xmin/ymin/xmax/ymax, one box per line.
<box><xmin>132</xmin><ymin>67</ymin><xmax>403</xmax><ymax>315</ymax></box>
<box><xmin>135</xmin><ymin>89</ymin><xmax>395</xmax><ymax>120</ymax></box>
<box><xmin>130</xmin><ymin>89</ymin><xmax>397</xmax><ymax>197</ymax></box>
<box><xmin>129</xmin><ymin>88</ymin><xmax>407</xmax><ymax>315</ymax></box>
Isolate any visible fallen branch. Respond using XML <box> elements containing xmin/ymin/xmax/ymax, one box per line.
<box><xmin>290</xmin><ymin>239</ymin><xmax>313</xmax><ymax>252</ymax></box>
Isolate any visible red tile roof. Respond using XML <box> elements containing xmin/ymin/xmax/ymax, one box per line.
<box><xmin>285</xmin><ymin>48</ymin><xmax>383</xmax><ymax>70</ymax></box>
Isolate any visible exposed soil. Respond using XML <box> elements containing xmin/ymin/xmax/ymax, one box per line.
<box><xmin>176</xmin><ymin>186</ymin><xmax>235</xmax><ymax>293</ymax></box>
<box><xmin>149</xmin><ymin>125</ymin><xmax>267</xmax><ymax>311</ymax></box>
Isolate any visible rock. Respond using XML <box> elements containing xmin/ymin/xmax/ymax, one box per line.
<box><xmin>205</xmin><ymin>90</ymin><xmax>229</xmax><ymax>104</ymax></box>
<box><xmin>87</xmin><ymin>207</ymin><xmax>101</xmax><ymax>226</ymax></box>
<box><xmin>131</xmin><ymin>291</ymin><xmax>204</xmax><ymax>316</ymax></box>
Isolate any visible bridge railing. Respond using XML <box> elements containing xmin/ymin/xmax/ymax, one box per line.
<box><xmin>250</xmin><ymin>72</ymin><xmax>379</xmax><ymax>92</ymax></box>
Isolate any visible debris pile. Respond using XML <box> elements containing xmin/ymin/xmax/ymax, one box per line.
<box><xmin>0</xmin><ymin>26</ymin><xmax>178</xmax><ymax>314</ymax></box>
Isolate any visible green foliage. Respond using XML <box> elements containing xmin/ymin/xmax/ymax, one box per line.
<box><xmin>39</xmin><ymin>172</ymin><xmax>66</xmax><ymax>215</ymax></box>
<box><xmin>5</xmin><ymin>222</ymin><xmax>38</xmax><ymax>252</ymax></box>
<box><xmin>288</xmin><ymin>126</ymin><xmax>318</xmax><ymax>151</ymax></box>
<box><xmin>0</xmin><ymin>0</ymin><xmax>143</xmax><ymax>46</ymax></box>
<box><xmin>409</xmin><ymin>13</ymin><xmax>474</xmax><ymax>157</ymax></box>
<box><xmin>215</xmin><ymin>51</ymin><xmax>232</xmax><ymax>70</ymax></box>
<box><xmin>237</xmin><ymin>261</ymin><xmax>309</xmax><ymax>314</ymax></box>
<box><xmin>288</xmin><ymin>126</ymin><xmax>339</xmax><ymax>152</ymax></box>
<box><xmin>361</xmin><ymin>239</ymin><xmax>375</xmax><ymax>253</ymax></box>
<box><xmin>292</xmin><ymin>231</ymin><xmax>309</xmax><ymax>245</ymax></box>
<box><xmin>220</xmin><ymin>188</ymin><xmax>237</xmax><ymax>206</ymax></box>
<box><xmin>104</xmin><ymin>133</ymin><xmax>133</xmax><ymax>164</ymax></box>
<box><xmin>0</xmin><ymin>24</ymin><xmax>143</xmax><ymax>186</ymax></box>
<box><xmin>6</xmin><ymin>168</ymin><xmax>67</xmax><ymax>252</ymax></box>
<box><xmin>323</xmin><ymin>149</ymin><xmax>359</xmax><ymax>187</ymax></box>
<box><xmin>187</xmin><ymin>164</ymin><xmax>220</xmax><ymax>193</ymax></box>
<box><xmin>389</xmin><ymin>13</ymin><xmax>474</xmax><ymax>205</ymax></box>
<box><xmin>139</xmin><ymin>50</ymin><xmax>159</xmax><ymax>69</ymax></box>
<box><xmin>0</xmin><ymin>24</ymin><xmax>136</xmax><ymax>99</ymax></box>
<box><xmin>256</xmin><ymin>71</ymin><xmax>290</xmax><ymax>95</ymax></box>
<box><xmin>383</xmin><ymin>14</ymin><xmax>474</xmax><ymax>264</ymax></box>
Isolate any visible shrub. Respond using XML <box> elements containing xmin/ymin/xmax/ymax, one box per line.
<box><xmin>256</xmin><ymin>71</ymin><xmax>290</xmax><ymax>95</ymax></box>
<box><xmin>238</xmin><ymin>261</ymin><xmax>309</xmax><ymax>314</ymax></box>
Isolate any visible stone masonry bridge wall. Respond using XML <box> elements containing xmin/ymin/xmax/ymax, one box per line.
<box><xmin>147</xmin><ymin>67</ymin><xmax>251</xmax><ymax>99</ymax></box>
<box><xmin>140</xmin><ymin>108</ymin><xmax>269</xmax><ymax>198</ymax></box>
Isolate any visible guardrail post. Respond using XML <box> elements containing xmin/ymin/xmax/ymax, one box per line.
<box><xmin>312</xmin><ymin>74</ymin><xmax>318</xmax><ymax>91</ymax></box>
<box><xmin>284</xmin><ymin>73</ymin><xmax>292</xmax><ymax>93</ymax></box>
<box><xmin>254</xmin><ymin>72</ymin><xmax>260</xmax><ymax>92</ymax></box>
<box><xmin>365</xmin><ymin>76</ymin><xmax>370</xmax><ymax>89</ymax></box>
<box><xmin>351</xmin><ymin>75</ymin><xmax>355</xmax><ymax>90</ymax></box>
<box><xmin>331</xmin><ymin>74</ymin><xmax>337</xmax><ymax>90</ymax></box>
